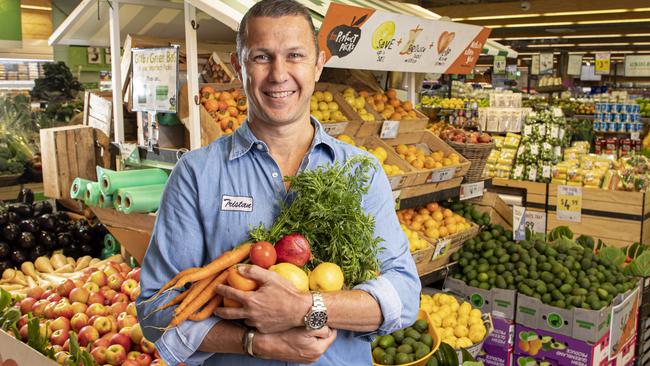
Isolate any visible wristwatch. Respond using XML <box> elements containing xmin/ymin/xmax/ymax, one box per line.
<box><xmin>304</xmin><ymin>291</ymin><xmax>328</xmax><ymax>330</ymax></box>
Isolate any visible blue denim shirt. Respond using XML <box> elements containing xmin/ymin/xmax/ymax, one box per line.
<box><xmin>136</xmin><ymin>119</ymin><xmax>421</xmax><ymax>366</ymax></box>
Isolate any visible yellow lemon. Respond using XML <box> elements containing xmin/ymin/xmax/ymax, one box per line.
<box><xmin>269</xmin><ymin>263</ymin><xmax>309</xmax><ymax>292</ymax></box>
<box><xmin>308</xmin><ymin>262</ymin><xmax>344</xmax><ymax>292</ymax></box>
<box><xmin>470</xmin><ymin>309</ymin><xmax>482</xmax><ymax>319</ymax></box>
<box><xmin>454</xmin><ymin>325</ymin><xmax>469</xmax><ymax>338</ymax></box>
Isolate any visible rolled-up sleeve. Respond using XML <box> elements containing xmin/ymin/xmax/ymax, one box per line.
<box><xmin>136</xmin><ymin>157</ymin><xmax>220</xmax><ymax>366</ymax></box>
<box><xmin>354</xmin><ymin>162</ymin><xmax>421</xmax><ymax>338</ymax></box>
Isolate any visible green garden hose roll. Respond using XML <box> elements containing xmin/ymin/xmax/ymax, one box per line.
<box><xmin>100</xmin><ymin>168</ymin><xmax>168</xmax><ymax>195</ymax></box>
<box><xmin>70</xmin><ymin>178</ymin><xmax>92</xmax><ymax>200</ymax></box>
<box><xmin>122</xmin><ymin>185</ymin><xmax>165</xmax><ymax>214</ymax></box>
<box><xmin>102</xmin><ymin>234</ymin><xmax>121</xmax><ymax>259</ymax></box>
<box><xmin>84</xmin><ymin>182</ymin><xmax>101</xmax><ymax>206</ymax></box>
<box><xmin>98</xmin><ymin>192</ymin><xmax>114</xmax><ymax>208</ymax></box>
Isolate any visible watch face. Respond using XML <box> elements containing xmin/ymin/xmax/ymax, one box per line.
<box><xmin>308</xmin><ymin>311</ymin><xmax>328</xmax><ymax>329</ymax></box>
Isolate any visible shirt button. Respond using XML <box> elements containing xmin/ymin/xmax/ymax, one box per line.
<box><xmin>256</xmin><ymin>144</ymin><xmax>263</xmax><ymax>150</ymax></box>
<box><xmin>272</xmin><ymin>172</ymin><xmax>279</xmax><ymax>178</ymax></box>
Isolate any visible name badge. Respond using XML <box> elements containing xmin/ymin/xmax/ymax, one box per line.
<box><xmin>221</xmin><ymin>195</ymin><xmax>253</xmax><ymax>212</ymax></box>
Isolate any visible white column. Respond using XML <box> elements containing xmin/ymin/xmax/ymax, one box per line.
<box><xmin>184</xmin><ymin>2</ymin><xmax>201</xmax><ymax>150</ymax></box>
<box><xmin>109</xmin><ymin>0</ymin><xmax>124</xmax><ymax>143</ymax></box>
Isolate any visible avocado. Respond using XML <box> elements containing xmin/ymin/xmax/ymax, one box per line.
<box><xmin>550</xmin><ymin>341</ymin><xmax>567</xmax><ymax>350</ymax></box>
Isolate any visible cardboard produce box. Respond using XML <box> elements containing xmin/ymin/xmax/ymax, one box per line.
<box><xmin>0</xmin><ymin>329</ymin><xmax>58</xmax><ymax>366</ymax></box>
<box><xmin>444</xmin><ymin>277</ymin><xmax>518</xmax><ymax>321</ymax></box>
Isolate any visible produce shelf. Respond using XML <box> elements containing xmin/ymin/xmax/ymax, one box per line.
<box><xmin>398</xmin><ymin>178</ymin><xmax>492</xmax><ymax>209</ymax></box>
<box><xmin>419</xmin><ymin>262</ymin><xmax>457</xmax><ymax>286</ymax></box>
<box><xmin>572</xmin><ymin>114</ymin><xmax>595</xmax><ymax>119</ymax></box>
<box><xmin>534</xmin><ymin>86</ymin><xmax>568</xmax><ymax>94</ymax></box>
<box><xmin>0</xmin><ymin>182</ymin><xmax>43</xmax><ymax>201</ymax></box>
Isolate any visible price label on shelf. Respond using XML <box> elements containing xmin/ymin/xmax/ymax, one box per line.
<box><xmin>432</xmin><ymin>239</ymin><xmax>451</xmax><ymax>260</ymax></box>
<box><xmin>632</xmin><ymin>131</ymin><xmax>641</xmax><ymax>140</ymax></box>
<box><xmin>322</xmin><ymin>122</ymin><xmax>348</xmax><ymax>136</ymax></box>
<box><xmin>551</xmin><ymin>125</ymin><xmax>559</xmax><ymax>139</ymax></box>
<box><xmin>530</xmin><ymin>144</ymin><xmax>539</xmax><ymax>156</ymax></box>
<box><xmin>427</xmin><ymin>167</ymin><xmax>456</xmax><ymax>183</ymax></box>
<box><xmin>524</xmin><ymin>125</ymin><xmax>533</xmax><ymax>136</ymax></box>
<box><xmin>392</xmin><ymin>190</ymin><xmax>401</xmax><ymax>210</ymax></box>
<box><xmin>460</xmin><ymin>181</ymin><xmax>484</xmax><ymax>201</ymax></box>
<box><xmin>380</xmin><ymin>120</ymin><xmax>400</xmax><ymax>139</ymax></box>
<box><xmin>552</xmin><ymin>107</ymin><xmax>564</xmax><ymax>117</ymax></box>
<box><xmin>542</xmin><ymin>165</ymin><xmax>551</xmax><ymax>179</ymax></box>
<box><xmin>557</xmin><ymin>185</ymin><xmax>582</xmax><ymax>222</ymax></box>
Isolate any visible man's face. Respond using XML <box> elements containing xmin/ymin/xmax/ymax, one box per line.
<box><xmin>232</xmin><ymin>15</ymin><xmax>325</xmax><ymax>127</ymax></box>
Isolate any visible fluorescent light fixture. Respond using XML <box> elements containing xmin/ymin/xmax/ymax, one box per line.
<box><xmin>20</xmin><ymin>5</ymin><xmax>51</xmax><ymax>11</ymax></box>
<box><xmin>502</xmin><ymin>36</ymin><xmax>561</xmax><ymax>40</ymax></box>
<box><xmin>633</xmin><ymin>8</ymin><xmax>650</xmax><ymax>12</ymax></box>
<box><xmin>527</xmin><ymin>44</ymin><xmax>576</xmax><ymax>48</ymax></box>
<box><xmin>632</xmin><ymin>42</ymin><xmax>650</xmax><ymax>45</ymax></box>
<box><xmin>542</xmin><ymin>9</ymin><xmax>628</xmax><ymax>16</ymax></box>
<box><xmin>453</xmin><ymin>14</ymin><xmax>541</xmax><ymax>21</ymax></box>
<box><xmin>569</xmin><ymin>52</ymin><xmax>587</xmax><ymax>55</ymax></box>
<box><xmin>503</xmin><ymin>22</ymin><xmax>575</xmax><ymax>28</ymax></box>
<box><xmin>562</xmin><ymin>34</ymin><xmax>623</xmax><ymax>39</ymax></box>
<box><xmin>626</xmin><ymin>33</ymin><xmax>650</xmax><ymax>37</ymax></box>
<box><xmin>577</xmin><ymin>18</ymin><xmax>650</xmax><ymax>25</ymax></box>
<box><xmin>576</xmin><ymin>43</ymin><xmax>630</xmax><ymax>46</ymax></box>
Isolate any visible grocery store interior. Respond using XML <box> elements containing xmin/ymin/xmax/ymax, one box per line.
<box><xmin>1</xmin><ymin>0</ymin><xmax>650</xmax><ymax>365</ymax></box>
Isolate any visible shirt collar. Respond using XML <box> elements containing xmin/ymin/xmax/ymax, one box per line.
<box><xmin>228</xmin><ymin>117</ymin><xmax>336</xmax><ymax>161</ymax></box>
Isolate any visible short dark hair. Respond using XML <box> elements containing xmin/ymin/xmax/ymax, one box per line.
<box><xmin>237</xmin><ymin>0</ymin><xmax>319</xmax><ymax>61</ymax></box>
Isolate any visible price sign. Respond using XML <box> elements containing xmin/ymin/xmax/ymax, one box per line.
<box><xmin>389</xmin><ymin>175</ymin><xmax>405</xmax><ymax>190</ymax></box>
<box><xmin>539</xmin><ymin>124</ymin><xmax>546</xmax><ymax>136</ymax></box>
<box><xmin>524</xmin><ymin>125</ymin><xmax>532</xmax><ymax>136</ymax></box>
<box><xmin>525</xmin><ymin>211</ymin><xmax>546</xmax><ymax>234</ymax></box>
<box><xmin>595</xmin><ymin>53</ymin><xmax>611</xmax><ymax>75</ymax></box>
<box><xmin>322</xmin><ymin>122</ymin><xmax>348</xmax><ymax>136</ymax></box>
<box><xmin>632</xmin><ymin>131</ymin><xmax>641</xmax><ymax>141</ymax></box>
<box><xmin>460</xmin><ymin>181</ymin><xmax>484</xmax><ymax>201</ymax></box>
<box><xmin>428</xmin><ymin>167</ymin><xmax>456</xmax><ymax>183</ymax></box>
<box><xmin>552</xmin><ymin>107</ymin><xmax>564</xmax><ymax>117</ymax></box>
<box><xmin>530</xmin><ymin>144</ymin><xmax>539</xmax><ymax>156</ymax></box>
<box><xmin>542</xmin><ymin>165</ymin><xmax>551</xmax><ymax>179</ymax></box>
<box><xmin>551</xmin><ymin>125</ymin><xmax>559</xmax><ymax>139</ymax></box>
<box><xmin>557</xmin><ymin>185</ymin><xmax>582</xmax><ymax>222</ymax></box>
<box><xmin>513</xmin><ymin>206</ymin><xmax>526</xmax><ymax>241</ymax></box>
<box><xmin>432</xmin><ymin>239</ymin><xmax>451</xmax><ymax>260</ymax></box>
<box><xmin>392</xmin><ymin>190</ymin><xmax>401</xmax><ymax>210</ymax></box>
<box><xmin>380</xmin><ymin>120</ymin><xmax>400</xmax><ymax>139</ymax></box>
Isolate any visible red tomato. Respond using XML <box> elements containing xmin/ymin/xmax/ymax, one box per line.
<box><xmin>250</xmin><ymin>241</ymin><xmax>277</xmax><ymax>269</ymax></box>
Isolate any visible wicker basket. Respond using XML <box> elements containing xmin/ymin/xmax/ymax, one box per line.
<box><xmin>447</xmin><ymin>141</ymin><xmax>495</xmax><ymax>183</ymax></box>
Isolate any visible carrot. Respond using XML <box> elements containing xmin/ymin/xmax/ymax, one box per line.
<box><xmin>160</xmin><ymin>290</ymin><xmax>189</xmax><ymax>311</ymax></box>
<box><xmin>158</xmin><ymin>267</ymin><xmax>202</xmax><ymax>294</ymax></box>
<box><xmin>172</xmin><ymin>244</ymin><xmax>251</xmax><ymax>290</ymax></box>
<box><xmin>188</xmin><ymin>295</ymin><xmax>223</xmax><ymax>321</ymax></box>
<box><xmin>169</xmin><ymin>269</ymin><xmax>231</xmax><ymax>328</ymax></box>
<box><xmin>174</xmin><ymin>272</ymin><xmax>219</xmax><ymax>315</ymax></box>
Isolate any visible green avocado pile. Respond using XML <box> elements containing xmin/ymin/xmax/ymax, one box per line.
<box><xmin>451</xmin><ymin>225</ymin><xmax>638</xmax><ymax>310</ymax></box>
<box><xmin>443</xmin><ymin>201</ymin><xmax>492</xmax><ymax>227</ymax></box>
<box><xmin>371</xmin><ymin>319</ymin><xmax>433</xmax><ymax>365</ymax></box>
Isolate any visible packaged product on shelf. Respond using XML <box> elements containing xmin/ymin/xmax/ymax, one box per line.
<box><xmin>492</xmin><ymin>136</ymin><xmax>505</xmax><ymax>149</ymax></box>
<box><xmin>503</xmin><ymin>133</ymin><xmax>521</xmax><ymax>149</ymax></box>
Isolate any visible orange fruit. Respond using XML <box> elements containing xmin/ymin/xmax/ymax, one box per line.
<box><xmin>443</xmin><ymin>209</ymin><xmax>453</xmax><ymax>218</ymax></box>
<box><xmin>433</xmin><ymin>211</ymin><xmax>444</xmax><ymax>222</ymax></box>
<box><xmin>227</xmin><ymin>267</ymin><xmax>259</xmax><ymax>291</ymax></box>
<box><xmin>426</xmin><ymin>203</ymin><xmax>439</xmax><ymax>212</ymax></box>
<box><xmin>439</xmin><ymin>226</ymin><xmax>449</xmax><ymax>237</ymax></box>
<box><xmin>447</xmin><ymin>224</ymin><xmax>458</xmax><ymax>235</ymax></box>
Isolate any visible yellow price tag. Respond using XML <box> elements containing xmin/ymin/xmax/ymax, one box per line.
<box><xmin>557</xmin><ymin>185</ymin><xmax>582</xmax><ymax>222</ymax></box>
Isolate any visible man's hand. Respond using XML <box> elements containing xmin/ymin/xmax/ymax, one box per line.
<box><xmin>214</xmin><ymin>265</ymin><xmax>311</xmax><ymax>333</ymax></box>
<box><xmin>254</xmin><ymin>326</ymin><xmax>337</xmax><ymax>364</ymax></box>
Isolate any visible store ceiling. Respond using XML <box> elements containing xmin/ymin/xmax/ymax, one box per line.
<box><xmin>420</xmin><ymin>0</ymin><xmax>650</xmax><ymax>57</ymax></box>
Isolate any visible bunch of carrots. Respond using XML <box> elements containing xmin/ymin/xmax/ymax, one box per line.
<box><xmin>146</xmin><ymin>243</ymin><xmax>252</xmax><ymax>328</ymax></box>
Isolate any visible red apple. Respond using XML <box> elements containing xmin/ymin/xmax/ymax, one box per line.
<box><xmin>88</xmin><ymin>291</ymin><xmax>106</xmax><ymax>305</ymax></box>
<box><xmin>129</xmin><ymin>287</ymin><xmax>141</xmax><ymax>302</ymax></box>
<box><xmin>83</xmin><ymin>282</ymin><xmax>100</xmax><ymax>293</ymax></box>
<box><xmin>108</xmin><ymin>273</ymin><xmax>125</xmax><ymax>291</ymax></box>
<box><xmin>55</xmin><ymin>302</ymin><xmax>74</xmax><ymax>319</ymax></box>
<box><xmin>17</xmin><ymin>314</ymin><xmax>29</xmax><ymax>329</ymax></box>
<box><xmin>56</xmin><ymin>279</ymin><xmax>76</xmax><ymax>298</ymax></box>
<box><xmin>71</xmin><ymin>301</ymin><xmax>88</xmax><ymax>315</ymax></box>
<box><xmin>111</xmin><ymin>293</ymin><xmax>129</xmax><ymax>304</ymax></box>
<box><xmin>141</xmin><ymin>338</ymin><xmax>156</xmax><ymax>354</ymax></box>
<box><xmin>46</xmin><ymin>293</ymin><xmax>62</xmax><ymax>303</ymax></box>
<box><xmin>50</xmin><ymin>329</ymin><xmax>69</xmax><ymax>346</ymax></box>
<box><xmin>49</xmin><ymin>316</ymin><xmax>71</xmax><ymax>333</ymax></box>
<box><xmin>93</xmin><ymin>316</ymin><xmax>113</xmax><ymax>335</ymax></box>
<box><xmin>18</xmin><ymin>324</ymin><xmax>28</xmax><ymax>341</ymax></box>
<box><xmin>119</xmin><ymin>263</ymin><xmax>132</xmax><ymax>273</ymax></box>
<box><xmin>126</xmin><ymin>302</ymin><xmax>138</xmax><ymax>317</ymax></box>
<box><xmin>62</xmin><ymin>338</ymin><xmax>70</xmax><ymax>351</ymax></box>
<box><xmin>110</xmin><ymin>333</ymin><xmax>132</xmax><ymax>351</ymax></box>
<box><xmin>26</xmin><ymin>286</ymin><xmax>44</xmax><ymax>300</ymax></box>
<box><xmin>127</xmin><ymin>351</ymin><xmax>141</xmax><ymax>360</ymax></box>
<box><xmin>78</xmin><ymin>325</ymin><xmax>100</xmax><ymax>346</ymax></box>
<box><xmin>87</xmin><ymin>303</ymin><xmax>107</xmax><ymax>317</ymax></box>
<box><xmin>130</xmin><ymin>324</ymin><xmax>144</xmax><ymax>344</ymax></box>
<box><xmin>127</xmin><ymin>268</ymin><xmax>141</xmax><ymax>282</ymax></box>
<box><xmin>103</xmin><ymin>288</ymin><xmax>118</xmax><ymax>301</ymax></box>
<box><xmin>94</xmin><ymin>336</ymin><xmax>111</xmax><ymax>349</ymax></box>
<box><xmin>31</xmin><ymin>299</ymin><xmax>49</xmax><ymax>317</ymax></box>
<box><xmin>106</xmin><ymin>344</ymin><xmax>127</xmax><ymax>366</ymax></box>
<box><xmin>91</xmin><ymin>346</ymin><xmax>108</xmax><ymax>364</ymax></box>
<box><xmin>71</xmin><ymin>313</ymin><xmax>89</xmax><ymax>332</ymax></box>
<box><xmin>41</xmin><ymin>289</ymin><xmax>55</xmax><ymax>300</ymax></box>
<box><xmin>69</xmin><ymin>287</ymin><xmax>90</xmax><ymax>304</ymax></box>
<box><xmin>122</xmin><ymin>360</ymin><xmax>140</xmax><ymax>366</ymax></box>
<box><xmin>110</xmin><ymin>302</ymin><xmax>128</xmax><ymax>316</ymax></box>
<box><xmin>119</xmin><ymin>326</ymin><xmax>132</xmax><ymax>337</ymax></box>
<box><xmin>19</xmin><ymin>297</ymin><xmax>37</xmax><ymax>314</ymax></box>
<box><xmin>90</xmin><ymin>271</ymin><xmax>108</xmax><ymax>287</ymax></box>
<box><xmin>44</xmin><ymin>302</ymin><xmax>58</xmax><ymax>319</ymax></box>
<box><xmin>104</xmin><ymin>265</ymin><xmax>120</xmax><ymax>278</ymax></box>
<box><xmin>135</xmin><ymin>352</ymin><xmax>152</xmax><ymax>366</ymax></box>
<box><xmin>117</xmin><ymin>313</ymin><xmax>138</xmax><ymax>329</ymax></box>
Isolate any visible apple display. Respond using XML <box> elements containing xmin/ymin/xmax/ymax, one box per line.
<box><xmin>110</xmin><ymin>333</ymin><xmax>132</xmax><ymax>351</ymax></box>
<box><xmin>93</xmin><ymin>316</ymin><xmax>113</xmax><ymax>335</ymax></box>
<box><xmin>49</xmin><ymin>316</ymin><xmax>71</xmax><ymax>333</ymax></box>
<box><xmin>106</xmin><ymin>344</ymin><xmax>127</xmax><ymax>366</ymax></box>
<box><xmin>69</xmin><ymin>287</ymin><xmax>90</xmax><ymax>303</ymax></box>
<box><xmin>50</xmin><ymin>329</ymin><xmax>69</xmax><ymax>346</ymax></box>
<box><xmin>78</xmin><ymin>325</ymin><xmax>100</xmax><ymax>346</ymax></box>
<box><xmin>91</xmin><ymin>346</ymin><xmax>108</xmax><ymax>364</ymax></box>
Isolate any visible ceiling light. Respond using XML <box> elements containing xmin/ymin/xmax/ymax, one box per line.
<box><xmin>502</xmin><ymin>36</ymin><xmax>560</xmax><ymax>40</ymax></box>
<box><xmin>577</xmin><ymin>18</ymin><xmax>650</xmax><ymax>25</ymax></box>
<box><xmin>453</xmin><ymin>14</ymin><xmax>541</xmax><ymax>21</ymax></box>
<box><xmin>562</xmin><ymin>34</ymin><xmax>623</xmax><ymax>39</ymax></box>
<box><xmin>527</xmin><ymin>44</ymin><xmax>576</xmax><ymax>47</ymax></box>
<box><xmin>543</xmin><ymin>9</ymin><xmax>628</xmax><ymax>16</ymax></box>
<box><xmin>576</xmin><ymin>43</ymin><xmax>630</xmax><ymax>46</ymax></box>
<box><xmin>569</xmin><ymin>52</ymin><xmax>586</xmax><ymax>55</ymax></box>
<box><xmin>626</xmin><ymin>33</ymin><xmax>650</xmax><ymax>37</ymax></box>
<box><xmin>632</xmin><ymin>42</ymin><xmax>650</xmax><ymax>45</ymax></box>
<box><xmin>20</xmin><ymin>5</ymin><xmax>51</xmax><ymax>11</ymax></box>
<box><xmin>633</xmin><ymin>8</ymin><xmax>650</xmax><ymax>12</ymax></box>
<box><xmin>504</xmin><ymin>22</ymin><xmax>575</xmax><ymax>28</ymax></box>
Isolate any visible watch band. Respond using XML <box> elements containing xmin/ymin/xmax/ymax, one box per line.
<box><xmin>243</xmin><ymin>328</ymin><xmax>256</xmax><ymax>357</ymax></box>
<box><xmin>312</xmin><ymin>291</ymin><xmax>326</xmax><ymax>311</ymax></box>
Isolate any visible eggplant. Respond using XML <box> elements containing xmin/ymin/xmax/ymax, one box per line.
<box><xmin>18</xmin><ymin>188</ymin><xmax>34</xmax><ymax>205</ymax></box>
<box><xmin>76</xmin><ymin>225</ymin><xmax>94</xmax><ymax>243</ymax></box>
<box><xmin>55</xmin><ymin>222</ymin><xmax>71</xmax><ymax>234</ymax></box>
<box><xmin>2</xmin><ymin>223</ymin><xmax>19</xmax><ymax>242</ymax></box>
<box><xmin>7</xmin><ymin>212</ymin><xmax>19</xmax><ymax>223</ymax></box>
<box><xmin>0</xmin><ymin>242</ymin><xmax>10</xmax><ymax>259</ymax></box>
<box><xmin>0</xmin><ymin>212</ymin><xmax>8</xmax><ymax>226</ymax></box>
<box><xmin>11</xmin><ymin>249</ymin><xmax>26</xmax><ymax>264</ymax></box>
<box><xmin>0</xmin><ymin>260</ymin><xmax>11</xmax><ymax>274</ymax></box>
<box><xmin>54</xmin><ymin>211</ymin><xmax>70</xmax><ymax>222</ymax></box>
<box><xmin>18</xmin><ymin>232</ymin><xmax>35</xmax><ymax>250</ymax></box>
<box><xmin>28</xmin><ymin>245</ymin><xmax>47</xmax><ymax>262</ymax></box>
<box><xmin>63</xmin><ymin>243</ymin><xmax>80</xmax><ymax>258</ymax></box>
<box><xmin>56</xmin><ymin>232</ymin><xmax>73</xmax><ymax>247</ymax></box>
<box><xmin>8</xmin><ymin>203</ymin><xmax>32</xmax><ymax>218</ymax></box>
<box><xmin>80</xmin><ymin>244</ymin><xmax>94</xmax><ymax>256</ymax></box>
<box><xmin>37</xmin><ymin>231</ymin><xmax>57</xmax><ymax>250</ymax></box>
<box><xmin>37</xmin><ymin>214</ymin><xmax>56</xmax><ymax>231</ymax></box>
<box><xmin>32</xmin><ymin>201</ymin><xmax>53</xmax><ymax>217</ymax></box>
<box><xmin>19</xmin><ymin>219</ymin><xmax>38</xmax><ymax>233</ymax></box>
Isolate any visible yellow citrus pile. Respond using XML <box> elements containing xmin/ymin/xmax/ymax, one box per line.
<box><xmin>337</xmin><ymin>135</ymin><xmax>404</xmax><ymax>176</ymax></box>
<box><xmin>401</xmin><ymin>225</ymin><xmax>430</xmax><ymax>253</ymax></box>
<box><xmin>311</xmin><ymin>91</ymin><xmax>347</xmax><ymax>123</ymax></box>
<box><xmin>420</xmin><ymin>293</ymin><xmax>487</xmax><ymax>349</ymax></box>
<box><xmin>394</xmin><ymin>144</ymin><xmax>460</xmax><ymax>170</ymax></box>
<box><xmin>341</xmin><ymin>88</ymin><xmax>376</xmax><ymax>122</ymax></box>
<box><xmin>363</xmin><ymin>89</ymin><xmax>418</xmax><ymax>121</ymax></box>
<box><xmin>397</xmin><ymin>202</ymin><xmax>471</xmax><ymax>240</ymax></box>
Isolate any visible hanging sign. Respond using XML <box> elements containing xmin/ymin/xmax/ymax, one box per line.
<box><xmin>624</xmin><ymin>55</ymin><xmax>650</xmax><ymax>77</ymax></box>
<box><xmin>595</xmin><ymin>53</ymin><xmax>611</xmax><ymax>75</ymax></box>
<box><xmin>131</xmin><ymin>46</ymin><xmax>180</xmax><ymax>113</ymax></box>
<box><xmin>0</xmin><ymin>0</ymin><xmax>21</xmax><ymax>48</ymax></box>
<box><xmin>557</xmin><ymin>185</ymin><xmax>582</xmax><ymax>222</ymax></box>
<box><xmin>567</xmin><ymin>55</ymin><xmax>582</xmax><ymax>76</ymax></box>
<box><xmin>493</xmin><ymin>55</ymin><xmax>506</xmax><ymax>74</ymax></box>
<box><xmin>531</xmin><ymin>54</ymin><xmax>540</xmax><ymax>75</ymax></box>
<box><xmin>539</xmin><ymin>53</ymin><xmax>554</xmax><ymax>75</ymax></box>
<box><xmin>317</xmin><ymin>3</ymin><xmax>491</xmax><ymax>74</ymax></box>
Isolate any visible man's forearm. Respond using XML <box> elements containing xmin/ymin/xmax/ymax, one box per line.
<box><xmin>198</xmin><ymin>320</ymin><xmax>247</xmax><ymax>354</ymax></box>
<box><xmin>321</xmin><ymin>290</ymin><xmax>382</xmax><ymax>332</ymax></box>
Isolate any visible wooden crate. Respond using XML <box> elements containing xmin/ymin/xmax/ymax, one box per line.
<box><xmin>470</xmin><ymin>192</ymin><xmax>514</xmax><ymax>230</ymax></box>
<box><xmin>547</xmin><ymin>184</ymin><xmax>650</xmax><ymax>248</ymax></box>
<box><xmin>83</xmin><ymin>91</ymin><xmax>112</xmax><ymax>137</ymax></box>
<box><xmin>381</xmin><ymin>131</ymin><xmax>471</xmax><ymax>185</ymax></box>
<box><xmin>314</xmin><ymin>83</ymin><xmax>365</xmax><ymax>137</ymax></box>
<box><xmin>91</xmin><ymin>207</ymin><xmax>155</xmax><ymax>264</ymax></box>
<box><xmin>351</xmin><ymin>135</ymin><xmax>418</xmax><ymax>189</ymax></box>
<box><xmin>412</xmin><ymin>244</ymin><xmax>436</xmax><ymax>274</ymax></box>
<box><xmin>40</xmin><ymin>126</ymin><xmax>97</xmax><ymax>200</ymax></box>
<box><xmin>491</xmin><ymin>178</ymin><xmax>547</xmax><ymax>208</ymax></box>
<box><xmin>417</xmin><ymin>223</ymin><xmax>480</xmax><ymax>275</ymax></box>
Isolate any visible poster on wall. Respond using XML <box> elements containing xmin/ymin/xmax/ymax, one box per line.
<box><xmin>539</xmin><ymin>53</ymin><xmax>554</xmax><ymax>75</ymax></box>
<box><xmin>317</xmin><ymin>3</ymin><xmax>491</xmax><ymax>74</ymax></box>
<box><xmin>595</xmin><ymin>53</ymin><xmax>611</xmax><ymax>75</ymax></box>
<box><xmin>87</xmin><ymin>47</ymin><xmax>101</xmax><ymax>64</ymax></box>
<box><xmin>624</xmin><ymin>55</ymin><xmax>650</xmax><ymax>77</ymax></box>
<box><xmin>131</xmin><ymin>46</ymin><xmax>179</xmax><ymax>113</ymax></box>
<box><xmin>531</xmin><ymin>54</ymin><xmax>540</xmax><ymax>75</ymax></box>
<box><xmin>567</xmin><ymin>54</ymin><xmax>582</xmax><ymax>76</ymax></box>
<box><xmin>493</xmin><ymin>55</ymin><xmax>506</xmax><ymax>74</ymax></box>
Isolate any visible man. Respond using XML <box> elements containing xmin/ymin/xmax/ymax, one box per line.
<box><xmin>136</xmin><ymin>0</ymin><xmax>421</xmax><ymax>365</ymax></box>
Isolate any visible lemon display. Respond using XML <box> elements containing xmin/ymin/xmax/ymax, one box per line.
<box><xmin>336</xmin><ymin>135</ymin><xmax>404</xmax><ymax>177</ymax></box>
<box><xmin>311</xmin><ymin>91</ymin><xmax>347</xmax><ymax>123</ymax></box>
<box><xmin>372</xmin><ymin>21</ymin><xmax>396</xmax><ymax>50</ymax></box>
<box><xmin>342</xmin><ymin>88</ymin><xmax>376</xmax><ymax>122</ymax></box>
<box><xmin>402</xmin><ymin>224</ymin><xmax>430</xmax><ymax>253</ymax></box>
<box><xmin>420</xmin><ymin>293</ymin><xmax>487</xmax><ymax>349</ymax></box>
